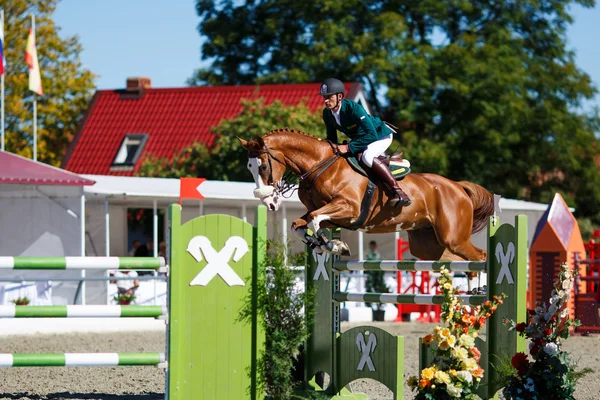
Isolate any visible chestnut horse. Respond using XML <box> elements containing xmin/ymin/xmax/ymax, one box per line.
<box><xmin>239</xmin><ymin>129</ymin><xmax>495</xmax><ymax>270</ymax></box>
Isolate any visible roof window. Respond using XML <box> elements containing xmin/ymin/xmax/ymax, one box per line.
<box><xmin>110</xmin><ymin>134</ymin><xmax>149</xmax><ymax>170</ymax></box>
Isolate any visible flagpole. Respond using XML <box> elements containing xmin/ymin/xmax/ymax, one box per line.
<box><xmin>1</xmin><ymin>9</ymin><xmax>4</xmax><ymax>152</ymax></box>
<box><xmin>31</xmin><ymin>14</ymin><xmax>36</xmax><ymax>161</ymax></box>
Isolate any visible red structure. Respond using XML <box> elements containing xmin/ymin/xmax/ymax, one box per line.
<box><xmin>529</xmin><ymin>193</ymin><xmax>586</xmax><ymax>323</ymax></box>
<box><xmin>394</xmin><ymin>237</ymin><xmax>441</xmax><ymax>323</ymax></box>
<box><xmin>574</xmin><ymin>230</ymin><xmax>600</xmax><ymax>333</ymax></box>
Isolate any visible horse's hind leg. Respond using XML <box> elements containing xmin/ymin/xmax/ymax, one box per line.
<box><xmin>433</xmin><ymin>210</ymin><xmax>487</xmax><ymax>292</ymax></box>
<box><xmin>407</xmin><ymin>229</ymin><xmax>445</xmax><ymax>260</ymax></box>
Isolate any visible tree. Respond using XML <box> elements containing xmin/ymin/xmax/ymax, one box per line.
<box><xmin>3</xmin><ymin>0</ymin><xmax>96</xmax><ymax>166</ymax></box>
<box><xmin>191</xmin><ymin>0</ymin><xmax>600</xmax><ymax>223</ymax></box>
<box><xmin>138</xmin><ymin>98</ymin><xmax>324</xmax><ymax>181</ymax></box>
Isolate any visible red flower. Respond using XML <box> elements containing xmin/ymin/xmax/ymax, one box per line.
<box><xmin>544</xmin><ymin>327</ymin><xmax>552</xmax><ymax>336</ymax></box>
<box><xmin>511</xmin><ymin>352</ymin><xmax>530</xmax><ymax>375</ymax></box>
<box><xmin>515</xmin><ymin>322</ymin><xmax>527</xmax><ymax>333</ymax></box>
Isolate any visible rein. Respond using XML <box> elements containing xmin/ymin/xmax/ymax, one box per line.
<box><xmin>257</xmin><ymin>141</ymin><xmax>340</xmax><ymax>198</ymax></box>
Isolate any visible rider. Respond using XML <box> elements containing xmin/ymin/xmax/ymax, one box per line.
<box><xmin>319</xmin><ymin>78</ymin><xmax>411</xmax><ymax>207</ymax></box>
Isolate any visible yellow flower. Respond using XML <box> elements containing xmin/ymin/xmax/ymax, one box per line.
<box><xmin>438</xmin><ymin>328</ymin><xmax>451</xmax><ymax>339</ymax></box>
<box><xmin>439</xmin><ymin>340</ymin><xmax>451</xmax><ymax>351</ymax></box>
<box><xmin>443</xmin><ymin>282</ymin><xmax>452</xmax><ymax>290</ymax></box>
<box><xmin>449</xmin><ymin>369</ymin><xmax>458</xmax><ymax>377</ymax></box>
<box><xmin>462</xmin><ymin>358</ymin><xmax>478</xmax><ymax>371</ymax></box>
<box><xmin>446</xmin><ymin>335</ymin><xmax>456</xmax><ymax>347</ymax></box>
<box><xmin>452</xmin><ymin>347</ymin><xmax>469</xmax><ymax>360</ymax></box>
<box><xmin>459</xmin><ymin>334</ymin><xmax>475</xmax><ymax>348</ymax></box>
<box><xmin>435</xmin><ymin>370</ymin><xmax>452</xmax><ymax>384</ymax></box>
<box><xmin>421</xmin><ymin>367</ymin><xmax>436</xmax><ymax>380</ymax></box>
<box><xmin>434</xmin><ymin>326</ymin><xmax>442</xmax><ymax>334</ymax></box>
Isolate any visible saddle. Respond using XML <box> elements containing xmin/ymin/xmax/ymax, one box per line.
<box><xmin>347</xmin><ymin>152</ymin><xmax>412</xmax><ymax>180</ymax></box>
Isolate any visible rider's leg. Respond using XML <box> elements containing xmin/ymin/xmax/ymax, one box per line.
<box><xmin>362</xmin><ymin>135</ymin><xmax>411</xmax><ymax>207</ymax></box>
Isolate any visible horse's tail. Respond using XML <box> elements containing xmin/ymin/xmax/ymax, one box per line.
<box><xmin>458</xmin><ymin>181</ymin><xmax>495</xmax><ymax>234</ymax></box>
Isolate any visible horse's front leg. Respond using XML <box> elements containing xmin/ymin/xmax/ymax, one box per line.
<box><xmin>306</xmin><ymin>199</ymin><xmax>354</xmax><ymax>256</ymax></box>
<box><xmin>291</xmin><ymin>215</ymin><xmax>322</xmax><ymax>251</ymax></box>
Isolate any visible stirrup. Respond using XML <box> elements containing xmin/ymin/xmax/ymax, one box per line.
<box><xmin>390</xmin><ymin>193</ymin><xmax>411</xmax><ymax>207</ymax></box>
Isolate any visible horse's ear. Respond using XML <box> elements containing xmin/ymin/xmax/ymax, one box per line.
<box><xmin>256</xmin><ymin>136</ymin><xmax>265</xmax><ymax>148</ymax></box>
<box><xmin>237</xmin><ymin>136</ymin><xmax>248</xmax><ymax>148</ymax></box>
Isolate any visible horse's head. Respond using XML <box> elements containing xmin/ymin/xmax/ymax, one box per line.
<box><xmin>238</xmin><ymin>136</ymin><xmax>287</xmax><ymax>211</ymax></box>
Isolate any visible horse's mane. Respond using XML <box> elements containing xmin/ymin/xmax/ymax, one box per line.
<box><xmin>263</xmin><ymin>128</ymin><xmax>321</xmax><ymax>140</ymax></box>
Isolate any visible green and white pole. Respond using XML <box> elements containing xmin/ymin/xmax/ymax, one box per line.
<box><xmin>0</xmin><ymin>353</ymin><xmax>165</xmax><ymax>367</ymax></box>
<box><xmin>333</xmin><ymin>292</ymin><xmax>486</xmax><ymax>305</ymax></box>
<box><xmin>0</xmin><ymin>305</ymin><xmax>167</xmax><ymax>318</ymax></box>
<box><xmin>0</xmin><ymin>257</ymin><xmax>165</xmax><ymax>270</ymax></box>
<box><xmin>334</xmin><ymin>260</ymin><xmax>486</xmax><ymax>272</ymax></box>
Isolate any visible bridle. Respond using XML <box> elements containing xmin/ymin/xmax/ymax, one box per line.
<box><xmin>253</xmin><ymin>141</ymin><xmax>340</xmax><ymax>198</ymax></box>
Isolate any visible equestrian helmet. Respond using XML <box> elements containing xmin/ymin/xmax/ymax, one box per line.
<box><xmin>319</xmin><ymin>78</ymin><xmax>345</xmax><ymax>96</ymax></box>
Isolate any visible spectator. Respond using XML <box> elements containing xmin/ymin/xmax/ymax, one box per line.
<box><xmin>134</xmin><ymin>242</ymin><xmax>149</xmax><ymax>257</ymax></box>
<box><xmin>110</xmin><ymin>270</ymin><xmax>139</xmax><ymax>296</ymax></box>
<box><xmin>367</xmin><ymin>240</ymin><xmax>382</xmax><ymax>261</ymax></box>
<box><xmin>147</xmin><ymin>241</ymin><xmax>155</xmax><ymax>256</ymax></box>
<box><xmin>129</xmin><ymin>240</ymin><xmax>141</xmax><ymax>256</ymax></box>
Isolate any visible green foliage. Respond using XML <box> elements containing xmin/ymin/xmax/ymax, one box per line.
<box><xmin>3</xmin><ymin>0</ymin><xmax>96</xmax><ymax>166</ymax></box>
<box><xmin>576</xmin><ymin>217</ymin><xmax>597</xmax><ymax>242</ymax></box>
<box><xmin>138</xmin><ymin>98</ymin><xmax>324</xmax><ymax>180</ymax></box>
<box><xmin>192</xmin><ymin>0</ymin><xmax>600</xmax><ymax>224</ymax></box>
<box><xmin>239</xmin><ymin>237</ymin><xmax>315</xmax><ymax>400</ymax></box>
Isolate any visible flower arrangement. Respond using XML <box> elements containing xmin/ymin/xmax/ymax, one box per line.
<box><xmin>113</xmin><ymin>292</ymin><xmax>136</xmax><ymax>305</ymax></box>
<box><xmin>408</xmin><ymin>267</ymin><xmax>506</xmax><ymax>399</ymax></box>
<box><xmin>499</xmin><ymin>262</ymin><xmax>592</xmax><ymax>400</ymax></box>
<box><xmin>11</xmin><ymin>297</ymin><xmax>30</xmax><ymax>305</ymax></box>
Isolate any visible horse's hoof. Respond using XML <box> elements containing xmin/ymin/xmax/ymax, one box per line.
<box><xmin>330</xmin><ymin>240</ymin><xmax>351</xmax><ymax>257</ymax></box>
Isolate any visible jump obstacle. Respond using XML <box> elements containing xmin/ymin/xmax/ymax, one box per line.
<box><xmin>305</xmin><ymin>215</ymin><xmax>527</xmax><ymax>399</ymax></box>
<box><xmin>0</xmin><ymin>204</ymin><xmax>267</xmax><ymax>400</ymax></box>
<box><xmin>0</xmin><ymin>206</ymin><xmax>528</xmax><ymax>399</ymax></box>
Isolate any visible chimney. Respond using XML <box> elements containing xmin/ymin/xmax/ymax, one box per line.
<box><xmin>121</xmin><ymin>77</ymin><xmax>151</xmax><ymax>100</ymax></box>
<box><xmin>126</xmin><ymin>77</ymin><xmax>151</xmax><ymax>91</ymax></box>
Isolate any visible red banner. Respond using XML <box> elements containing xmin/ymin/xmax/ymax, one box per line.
<box><xmin>179</xmin><ymin>178</ymin><xmax>206</xmax><ymax>204</ymax></box>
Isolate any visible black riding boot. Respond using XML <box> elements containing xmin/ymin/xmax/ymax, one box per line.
<box><xmin>370</xmin><ymin>158</ymin><xmax>411</xmax><ymax>207</ymax></box>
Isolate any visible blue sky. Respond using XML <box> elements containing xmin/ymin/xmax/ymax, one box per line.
<box><xmin>54</xmin><ymin>0</ymin><xmax>600</xmax><ymax>111</ymax></box>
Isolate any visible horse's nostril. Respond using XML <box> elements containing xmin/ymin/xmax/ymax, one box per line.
<box><xmin>269</xmin><ymin>204</ymin><xmax>276</xmax><ymax>211</ymax></box>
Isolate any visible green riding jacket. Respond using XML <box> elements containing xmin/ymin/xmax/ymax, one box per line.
<box><xmin>323</xmin><ymin>99</ymin><xmax>393</xmax><ymax>154</ymax></box>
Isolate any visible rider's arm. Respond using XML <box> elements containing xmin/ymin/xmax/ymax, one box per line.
<box><xmin>323</xmin><ymin>108</ymin><xmax>338</xmax><ymax>144</ymax></box>
<box><xmin>347</xmin><ymin>104</ymin><xmax>378</xmax><ymax>154</ymax></box>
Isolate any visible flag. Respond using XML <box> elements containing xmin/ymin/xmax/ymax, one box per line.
<box><xmin>0</xmin><ymin>13</ymin><xmax>5</xmax><ymax>75</ymax></box>
<box><xmin>179</xmin><ymin>177</ymin><xmax>206</xmax><ymax>204</ymax></box>
<box><xmin>25</xmin><ymin>27</ymin><xmax>42</xmax><ymax>95</ymax></box>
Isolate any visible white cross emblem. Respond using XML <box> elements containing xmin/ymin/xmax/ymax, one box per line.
<box><xmin>495</xmin><ymin>242</ymin><xmax>515</xmax><ymax>285</ymax></box>
<box><xmin>356</xmin><ymin>332</ymin><xmax>377</xmax><ymax>372</ymax></box>
<box><xmin>187</xmin><ymin>236</ymin><xmax>249</xmax><ymax>287</ymax></box>
<box><xmin>312</xmin><ymin>250</ymin><xmax>330</xmax><ymax>281</ymax></box>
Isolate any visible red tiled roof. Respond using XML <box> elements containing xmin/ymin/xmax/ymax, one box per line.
<box><xmin>0</xmin><ymin>151</ymin><xmax>95</xmax><ymax>186</ymax></box>
<box><xmin>62</xmin><ymin>82</ymin><xmax>361</xmax><ymax>176</ymax></box>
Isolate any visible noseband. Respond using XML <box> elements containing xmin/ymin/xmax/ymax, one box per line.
<box><xmin>254</xmin><ymin>141</ymin><xmax>340</xmax><ymax>198</ymax></box>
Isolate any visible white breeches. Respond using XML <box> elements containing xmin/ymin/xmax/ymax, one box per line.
<box><xmin>360</xmin><ymin>134</ymin><xmax>393</xmax><ymax>167</ymax></box>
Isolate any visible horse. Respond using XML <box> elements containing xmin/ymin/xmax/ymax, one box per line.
<box><xmin>239</xmin><ymin>129</ymin><xmax>495</xmax><ymax>290</ymax></box>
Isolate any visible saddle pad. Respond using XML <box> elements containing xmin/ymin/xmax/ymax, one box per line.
<box><xmin>347</xmin><ymin>157</ymin><xmax>411</xmax><ymax>180</ymax></box>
